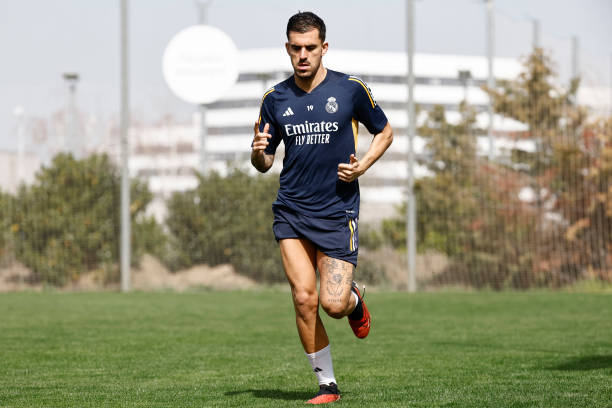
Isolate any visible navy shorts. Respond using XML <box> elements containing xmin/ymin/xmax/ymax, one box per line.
<box><xmin>272</xmin><ymin>205</ymin><xmax>359</xmax><ymax>266</ymax></box>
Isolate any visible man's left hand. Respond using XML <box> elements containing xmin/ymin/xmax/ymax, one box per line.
<box><xmin>337</xmin><ymin>154</ymin><xmax>364</xmax><ymax>183</ymax></box>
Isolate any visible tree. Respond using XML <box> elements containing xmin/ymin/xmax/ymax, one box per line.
<box><xmin>557</xmin><ymin>117</ymin><xmax>612</xmax><ymax>280</ymax></box>
<box><xmin>376</xmin><ymin>49</ymin><xmax>591</xmax><ymax>288</ymax></box>
<box><xmin>483</xmin><ymin>48</ymin><xmax>611</xmax><ymax>285</ymax></box>
<box><xmin>382</xmin><ymin>47</ymin><xmax>610</xmax><ymax>288</ymax></box>
<box><xmin>0</xmin><ymin>190</ymin><xmax>14</xmax><ymax>264</ymax></box>
<box><xmin>414</xmin><ymin>102</ymin><xmax>481</xmax><ymax>255</ymax></box>
<box><xmin>376</xmin><ymin>103</ymin><xmax>480</xmax><ymax>252</ymax></box>
<box><xmin>411</xmin><ymin>102</ymin><xmax>539</xmax><ymax>288</ymax></box>
<box><xmin>165</xmin><ymin>168</ymin><xmax>284</xmax><ymax>282</ymax></box>
<box><xmin>10</xmin><ymin>153</ymin><xmax>163</xmax><ymax>285</ymax></box>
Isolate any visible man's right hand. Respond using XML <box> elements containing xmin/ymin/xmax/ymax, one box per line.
<box><xmin>252</xmin><ymin>122</ymin><xmax>271</xmax><ymax>153</ymax></box>
<box><xmin>251</xmin><ymin>121</ymin><xmax>274</xmax><ymax>173</ymax></box>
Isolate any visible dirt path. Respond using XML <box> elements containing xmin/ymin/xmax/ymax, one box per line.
<box><xmin>0</xmin><ymin>254</ymin><xmax>257</xmax><ymax>292</ymax></box>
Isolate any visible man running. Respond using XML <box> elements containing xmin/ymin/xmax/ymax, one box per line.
<box><xmin>251</xmin><ymin>11</ymin><xmax>393</xmax><ymax>404</ymax></box>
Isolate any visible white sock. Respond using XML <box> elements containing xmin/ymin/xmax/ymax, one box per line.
<box><xmin>306</xmin><ymin>344</ymin><xmax>336</xmax><ymax>385</ymax></box>
<box><xmin>352</xmin><ymin>291</ymin><xmax>359</xmax><ymax>310</ymax></box>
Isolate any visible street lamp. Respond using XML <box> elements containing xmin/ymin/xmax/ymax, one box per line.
<box><xmin>62</xmin><ymin>72</ymin><xmax>79</xmax><ymax>155</ymax></box>
<box><xmin>458</xmin><ymin>69</ymin><xmax>472</xmax><ymax>104</ymax></box>
<box><xmin>13</xmin><ymin>106</ymin><xmax>25</xmax><ymax>186</ymax></box>
<box><xmin>62</xmin><ymin>72</ymin><xmax>79</xmax><ymax>90</ymax></box>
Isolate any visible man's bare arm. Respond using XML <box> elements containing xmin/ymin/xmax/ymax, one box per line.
<box><xmin>251</xmin><ymin>122</ymin><xmax>275</xmax><ymax>173</ymax></box>
<box><xmin>337</xmin><ymin>122</ymin><xmax>393</xmax><ymax>182</ymax></box>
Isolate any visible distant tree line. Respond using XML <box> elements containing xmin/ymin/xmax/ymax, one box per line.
<box><xmin>0</xmin><ymin>153</ymin><xmax>285</xmax><ymax>286</ymax></box>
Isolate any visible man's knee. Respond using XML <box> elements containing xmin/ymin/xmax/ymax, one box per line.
<box><xmin>292</xmin><ymin>288</ymin><xmax>318</xmax><ymax>318</ymax></box>
<box><xmin>321</xmin><ymin>298</ymin><xmax>350</xmax><ymax>319</ymax></box>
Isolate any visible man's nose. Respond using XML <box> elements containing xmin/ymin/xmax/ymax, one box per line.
<box><xmin>299</xmin><ymin>48</ymin><xmax>307</xmax><ymax>59</ymax></box>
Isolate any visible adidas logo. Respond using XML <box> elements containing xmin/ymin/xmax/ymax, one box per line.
<box><xmin>313</xmin><ymin>367</ymin><xmax>323</xmax><ymax>373</ymax></box>
<box><xmin>282</xmin><ymin>107</ymin><xmax>294</xmax><ymax>117</ymax></box>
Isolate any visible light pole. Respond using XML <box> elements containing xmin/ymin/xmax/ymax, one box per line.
<box><xmin>485</xmin><ymin>0</ymin><xmax>495</xmax><ymax>159</ymax></box>
<box><xmin>120</xmin><ymin>0</ymin><xmax>131</xmax><ymax>292</ymax></box>
<box><xmin>459</xmin><ymin>70</ymin><xmax>472</xmax><ymax>139</ymax></box>
<box><xmin>195</xmin><ymin>0</ymin><xmax>213</xmax><ymax>175</ymax></box>
<box><xmin>13</xmin><ymin>106</ymin><xmax>25</xmax><ymax>186</ymax></box>
<box><xmin>571</xmin><ymin>36</ymin><xmax>579</xmax><ymax>106</ymax></box>
<box><xmin>458</xmin><ymin>69</ymin><xmax>472</xmax><ymax>104</ymax></box>
<box><xmin>406</xmin><ymin>0</ymin><xmax>417</xmax><ymax>293</ymax></box>
<box><xmin>62</xmin><ymin>72</ymin><xmax>79</xmax><ymax>154</ymax></box>
<box><xmin>532</xmin><ymin>18</ymin><xmax>540</xmax><ymax>50</ymax></box>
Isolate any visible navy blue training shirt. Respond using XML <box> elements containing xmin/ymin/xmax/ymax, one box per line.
<box><xmin>257</xmin><ymin>69</ymin><xmax>388</xmax><ymax>218</ymax></box>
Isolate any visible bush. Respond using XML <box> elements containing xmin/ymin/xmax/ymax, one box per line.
<box><xmin>10</xmin><ymin>153</ymin><xmax>163</xmax><ymax>285</ymax></box>
<box><xmin>358</xmin><ymin>224</ymin><xmax>384</xmax><ymax>250</ymax></box>
<box><xmin>0</xmin><ymin>191</ymin><xmax>14</xmax><ymax>264</ymax></box>
<box><xmin>165</xmin><ymin>168</ymin><xmax>284</xmax><ymax>282</ymax></box>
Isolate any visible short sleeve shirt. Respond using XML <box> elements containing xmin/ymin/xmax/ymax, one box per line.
<box><xmin>257</xmin><ymin>69</ymin><xmax>388</xmax><ymax>218</ymax></box>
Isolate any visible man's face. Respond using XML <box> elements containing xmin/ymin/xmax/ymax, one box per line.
<box><xmin>285</xmin><ymin>29</ymin><xmax>328</xmax><ymax>80</ymax></box>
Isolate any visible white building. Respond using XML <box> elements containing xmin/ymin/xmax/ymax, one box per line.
<box><xmin>0</xmin><ymin>150</ymin><xmax>40</xmax><ymax>194</ymax></box>
<box><xmin>130</xmin><ymin>48</ymin><xmax>533</xmax><ymax>222</ymax></box>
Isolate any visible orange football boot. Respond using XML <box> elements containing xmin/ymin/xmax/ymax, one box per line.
<box><xmin>348</xmin><ymin>282</ymin><xmax>371</xmax><ymax>339</ymax></box>
<box><xmin>305</xmin><ymin>383</ymin><xmax>341</xmax><ymax>404</ymax></box>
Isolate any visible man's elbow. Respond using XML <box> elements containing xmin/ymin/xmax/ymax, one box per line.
<box><xmin>384</xmin><ymin>124</ymin><xmax>394</xmax><ymax>146</ymax></box>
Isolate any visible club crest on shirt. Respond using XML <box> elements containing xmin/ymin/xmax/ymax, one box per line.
<box><xmin>325</xmin><ymin>97</ymin><xmax>338</xmax><ymax>114</ymax></box>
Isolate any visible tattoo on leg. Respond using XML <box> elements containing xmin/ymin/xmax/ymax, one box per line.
<box><xmin>326</xmin><ymin>272</ymin><xmax>344</xmax><ymax>297</ymax></box>
<box><xmin>323</xmin><ymin>258</ymin><xmax>354</xmax><ymax>299</ymax></box>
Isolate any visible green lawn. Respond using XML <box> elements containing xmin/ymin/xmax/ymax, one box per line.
<box><xmin>0</xmin><ymin>290</ymin><xmax>610</xmax><ymax>407</ymax></box>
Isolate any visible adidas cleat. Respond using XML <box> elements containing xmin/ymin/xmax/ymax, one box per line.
<box><xmin>305</xmin><ymin>382</ymin><xmax>341</xmax><ymax>404</ymax></box>
<box><xmin>348</xmin><ymin>282</ymin><xmax>371</xmax><ymax>339</ymax></box>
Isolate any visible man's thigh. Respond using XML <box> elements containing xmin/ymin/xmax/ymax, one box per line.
<box><xmin>279</xmin><ymin>238</ymin><xmax>317</xmax><ymax>292</ymax></box>
<box><xmin>317</xmin><ymin>251</ymin><xmax>354</xmax><ymax>306</ymax></box>
<box><xmin>273</xmin><ymin>205</ymin><xmax>358</xmax><ymax>267</ymax></box>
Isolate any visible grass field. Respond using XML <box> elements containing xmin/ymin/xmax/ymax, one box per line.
<box><xmin>0</xmin><ymin>290</ymin><xmax>611</xmax><ymax>407</ymax></box>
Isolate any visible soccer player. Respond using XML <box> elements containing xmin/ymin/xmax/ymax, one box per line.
<box><xmin>251</xmin><ymin>11</ymin><xmax>393</xmax><ymax>404</ymax></box>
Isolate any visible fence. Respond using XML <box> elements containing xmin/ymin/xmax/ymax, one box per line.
<box><xmin>360</xmin><ymin>49</ymin><xmax>611</xmax><ymax>289</ymax></box>
<box><xmin>1</xmin><ymin>1</ymin><xmax>610</xmax><ymax>291</ymax></box>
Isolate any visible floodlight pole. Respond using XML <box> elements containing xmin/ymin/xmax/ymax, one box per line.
<box><xmin>485</xmin><ymin>0</ymin><xmax>495</xmax><ymax>159</ymax></box>
<box><xmin>120</xmin><ymin>0</ymin><xmax>131</xmax><ymax>292</ymax></box>
<box><xmin>62</xmin><ymin>72</ymin><xmax>79</xmax><ymax>154</ymax></box>
<box><xmin>459</xmin><ymin>69</ymin><xmax>472</xmax><ymax>138</ymax></box>
<box><xmin>199</xmin><ymin>104</ymin><xmax>208</xmax><ymax>175</ymax></box>
<box><xmin>196</xmin><ymin>0</ymin><xmax>212</xmax><ymax>176</ymax></box>
<box><xmin>458</xmin><ymin>70</ymin><xmax>472</xmax><ymax>104</ymax></box>
<box><xmin>532</xmin><ymin>18</ymin><xmax>540</xmax><ymax>49</ymax></box>
<box><xmin>195</xmin><ymin>0</ymin><xmax>212</xmax><ymax>24</ymax></box>
<box><xmin>571</xmin><ymin>36</ymin><xmax>579</xmax><ymax>80</ymax></box>
<box><xmin>570</xmin><ymin>36</ymin><xmax>579</xmax><ymax>106</ymax></box>
<box><xmin>13</xmin><ymin>106</ymin><xmax>25</xmax><ymax>185</ymax></box>
<box><xmin>405</xmin><ymin>0</ymin><xmax>417</xmax><ymax>293</ymax></box>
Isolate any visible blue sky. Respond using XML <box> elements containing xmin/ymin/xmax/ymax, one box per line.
<box><xmin>1</xmin><ymin>0</ymin><xmax>611</xmax><ymax>150</ymax></box>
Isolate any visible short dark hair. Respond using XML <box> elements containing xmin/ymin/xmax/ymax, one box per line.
<box><xmin>286</xmin><ymin>11</ymin><xmax>326</xmax><ymax>42</ymax></box>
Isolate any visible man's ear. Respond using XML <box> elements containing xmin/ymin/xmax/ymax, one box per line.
<box><xmin>322</xmin><ymin>42</ymin><xmax>329</xmax><ymax>56</ymax></box>
<box><xmin>285</xmin><ymin>42</ymin><xmax>290</xmax><ymax>55</ymax></box>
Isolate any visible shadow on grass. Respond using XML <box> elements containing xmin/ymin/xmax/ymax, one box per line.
<box><xmin>551</xmin><ymin>355</ymin><xmax>612</xmax><ymax>371</ymax></box>
<box><xmin>225</xmin><ymin>389</ymin><xmax>312</xmax><ymax>401</ymax></box>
